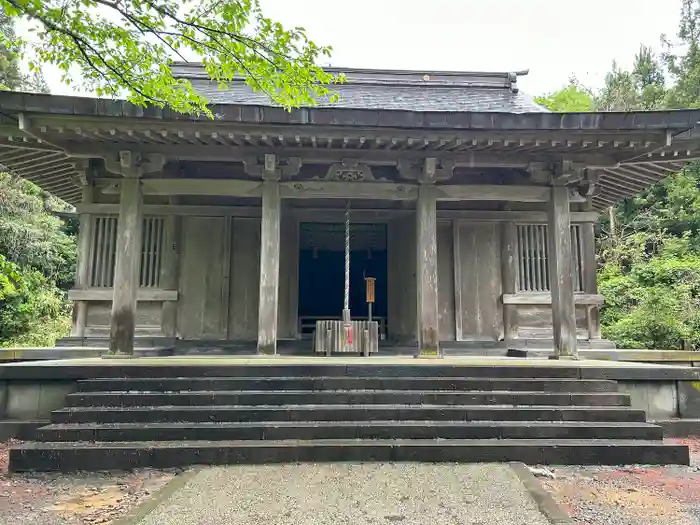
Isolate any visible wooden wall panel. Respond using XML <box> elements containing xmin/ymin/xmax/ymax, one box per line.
<box><xmin>387</xmin><ymin>218</ymin><xmax>416</xmax><ymax>343</ymax></box>
<box><xmin>457</xmin><ymin>222</ymin><xmax>503</xmax><ymax>341</ymax></box>
<box><xmin>227</xmin><ymin>218</ymin><xmax>261</xmax><ymax>340</ymax></box>
<box><xmin>178</xmin><ymin>216</ymin><xmax>227</xmax><ymax>339</ymax></box>
<box><xmin>437</xmin><ymin>221</ymin><xmax>456</xmax><ymax>341</ymax></box>
<box><xmin>516</xmin><ymin>305</ymin><xmax>588</xmax><ymax>339</ymax></box>
<box><xmin>85</xmin><ymin>301</ymin><xmax>163</xmax><ymax>337</ymax></box>
<box><xmin>277</xmin><ymin>214</ymin><xmax>298</xmax><ymax>339</ymax></box>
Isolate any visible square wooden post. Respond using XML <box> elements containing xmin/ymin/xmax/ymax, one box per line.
<box><xmin>416</xmin><ymin>184</ymin><xmax>440</xmax><ymax>357</ymax></box>
<box><xmin>501</xmin><ymin>221</ymin><xmax>518</xmax><ymax>345</ymax></box>
<box><xmin>257</xmin><ymin>155</ymin><xmax>281</xmax><ymax>355</ymax></box>
<box><xmin>581</xmin><ymin>221</ymin><xmax>601</xmax><ymax>340</ymax></box>
<box><xmin>72</xmin><ymin>183</ymin><xmax>94</xmax><ymax>338</ymax></box>
<box><xmin>547</xmin><ymin>186</ymin><xmax>578</xmax><ymax>359</ymax></box>
<box><xmin>109</xmin><ymin>176</ymin><xmax>143</xmax><ymax>355</ymax></box>
<box><xmin>160</xmin><ymin>196</ymin><xmax>181</xmax><ymax>339</ymax></box>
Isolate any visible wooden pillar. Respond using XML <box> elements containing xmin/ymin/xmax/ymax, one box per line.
<box><xmin>72</xmin><ymin>183</ymin><xmax>94</xmax><ymax>338</ymax></box>
<box><xmin>547</xmin><ymin>186</ymin><xmax>578</xmax><ymax>359</ymax></box>
<box><xmin>257</xmin><ymin>155</ymin><xmax>281</xmax><ymax>355</ymax></box>
<box><xmin>109</xmin><ymin>177</ymin><xmax>143</xmax><ymax>355</ymax></box>
<box><xmin>501</xmin><ymin>221</ymin><xmax>518</xmax><ymax>345</ymax></box>
<box><xmin>581</xmin><ymin>221</ymin><xmax>601</xmax><ymax>340</ymax></box>
<box><xmin>160</xmin><ymin>196</ymin><xmax>181</xmax><ymax>339</ymax></box>
<box><xmin>416</xmin><ymin>184</ymin><xmax>440</xmax><ymax>356</ymax></box>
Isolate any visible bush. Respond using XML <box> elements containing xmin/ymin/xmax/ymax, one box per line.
<box><xmin>0</xmin><ymin>255</ymin><xmax>71</xmax><ymax>347</ymax></box>
<box><xmin>599</xmin><ymin>231</ymin><xmax>700</xmax><ymax>349</ymax></box>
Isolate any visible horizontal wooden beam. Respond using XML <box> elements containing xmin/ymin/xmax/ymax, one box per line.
<box><xmin>280</xmin><ymin>181</ymin><xmax>419</xmax><ymax>200</ymax></box>
<box><xmin>97</xmin><ymin>179</ymin><xmax>588</xmax><ymax>203</ymax></box>
<box><xmin>502</xmin><ymin>292</ymin><xmax>604</xmax><ymax>306</ymax></box>
<box><xmin>65</xmin><ymin>141</ymin><xmax>619</xmax><ymax>167</ymax></box>
<box><xmin>77</xmin><ymin>204</ymin><xmax>262</xmax><ymax>217</ymax></box>
<box><xmin>436</xmin><ymin>185</ymin><xmax>587</xmax><ymax>203</ymax></box>
<box><xmin>101</xmin><ymin>178</ymin><xmax>263</xmax><ymax>197</ymax></box>
<box><xmin>441</xmin><ymin>210</ymin><xmax>599</xmax><ymax>222</ymax></box>
<box><xmin>75</xmin><ymin>203</ymin><xmax>600</xmax><ymax>223</ymax></box>
<box><xmin>68</xmin><ymin>288</ymin><xmax>178</xmax><ymax>301</ymax></box>
<box><xmin>27</xmin><ymin>114</ymin><xmax>672</xmax><ymax>142</ymax></box>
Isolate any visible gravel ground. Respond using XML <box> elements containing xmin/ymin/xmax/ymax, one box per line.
<box><xmin>541</xmin><ymin>437</ymin><xmax>700</xmax><ymax>525</ymax></box>
<box><xmin>135</xmin><ymin>463</ymin><xmax>551</xmax><ymax>525</ymax></box>
<box><xmin>0</xmin><ymin>441</ymin><xmax>181</xmax><ymax>525</ymax></box>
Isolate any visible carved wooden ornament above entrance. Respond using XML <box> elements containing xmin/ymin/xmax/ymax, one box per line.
<box><xmin>324</xmin><ymin>159</ymin><xmax>374</xmax><ymax>182</ymax></box>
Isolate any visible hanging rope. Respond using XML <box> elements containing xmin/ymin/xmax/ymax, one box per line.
<box><xmin>344</xmin><ymin>199</ymin><xmax>351</xmax><ymax>316</ymax></box>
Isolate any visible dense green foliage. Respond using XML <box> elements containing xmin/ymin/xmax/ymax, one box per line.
<box><xmin>0</xmin><ymin>174</ymin><xmax>76</xmax><ymax>346</ymax></box>
<box><xmin>538</xmin><ymin>0</ymin><xmax>700</xmax><ymax>348</ymax></box>
<box><xmin>0</xmin><ymin>12</ymin><xmax>71</xmax><ymax>347</ymax></box>
<box><xmin>0</xmin><ymin>0</ymin><xmax>343</xmax><ymax>116</ymax></box>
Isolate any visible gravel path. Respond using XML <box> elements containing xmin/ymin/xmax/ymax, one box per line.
<box><xmin>135</xmin><ymin>463</ymin><xmax>550</xmax><ymax>525</ymax></box>
<box><xmin>541</xmin><ymin>437</ymin><xmax>700</xmax><ymax>525</ymax></box>
<box><xmin>0</xmin><ymin>441</ymin><xmax>180</xmax><ymax>525</ymax></box>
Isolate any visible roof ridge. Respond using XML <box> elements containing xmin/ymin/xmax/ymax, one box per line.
<box><xmin>170</xmin><ymin>63</ymin><xmax>526</xmax><ymax>93</ymax></box>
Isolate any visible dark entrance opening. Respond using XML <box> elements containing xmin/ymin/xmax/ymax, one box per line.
<box><xmin>298</xmin><ymin>222</ymin><xmax>388</xmax><ymax>337</ymax></box>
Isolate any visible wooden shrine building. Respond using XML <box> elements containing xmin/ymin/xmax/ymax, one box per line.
<box><xmin>2</xmin><ymin>66</ymin><xmax>700</xmax><ymax>358</ymax></box>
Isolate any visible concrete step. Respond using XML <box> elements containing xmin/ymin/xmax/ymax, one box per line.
<box><xmin>9</xmin><ymin>439</ymin><xmax>689</xmax><ymax>472</ymax></box>
<box><xmin>75</xmin><ymin>377</ymin><xmax>620</xmax><ymax>393</ymax></box>
<box><xmin>51</xmin><ymin>404</ymin><xmax>648</xmax><ymax>424</ymax></box>
<box><xmin>36</xmin><ymin>421</ymin><xmax>664</xmax><ymax>442</ymax></box>
<box><xmin>64</xmin><ymin>390</ymin><xmax>631</xmax><ymax>408</ymax></box>
<box><xmin>43</xmin><ymin>364</ymin><xmax>588</xmax><ymax>379</ymax></box>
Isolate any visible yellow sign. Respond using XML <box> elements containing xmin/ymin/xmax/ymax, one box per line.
<box><xmin>365</xmin><ymin>277</ymin><xmax>376</xmax><ymax>303</ymax></box>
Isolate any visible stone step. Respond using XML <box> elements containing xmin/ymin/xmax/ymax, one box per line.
<box><xmin>64</xmin><ymin>390</ymin><xmax>631</xmax><ymax>408</ymax></box>
<box><xmin>51</xmin><ymin>404</ymin><xmax>648</xmax><ymax>424</ymax></box>
<box><xmin>10</xmin><ymin>439</ymin><xmax>689</xmax><ymax>472</ymax></box>
<box><xmin>76</xmin><ymin>377</ymin><xmax>619</xmax><ymax>393</ymax></box>
<box><xmin>54</xmin><ymin>365</ymin><xmax>587</xmax><ymax>379</ymax></box>
<box><xmin>36</xmin><ymin>421</ymin><xmax>664</xmax><ymax>442</ymax></box>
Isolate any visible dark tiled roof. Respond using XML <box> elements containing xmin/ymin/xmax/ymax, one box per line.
<box><xmin>172</xmin><ymin>64</ymin><xmax>548</xmax><ymax>114</ymax></box>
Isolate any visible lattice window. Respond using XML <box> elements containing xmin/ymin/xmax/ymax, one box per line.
<box><xmin>139</xmin><ymin>217</ymin><xmax>165</xmax><ymax>288</ymax></box>
<box><xmin>516</xmin><ymin>224</ymin><xmax>584</xmax><ymax>293</ymax></box>
<box><xmin>89</xmin><ymin>216</ymin><xmax>118</xmax><ymax>288</ymax></box>
<box><xmin>89</xmin><ymin>216</ymin><xmax>164</xmax><ymax>288</ymax></box>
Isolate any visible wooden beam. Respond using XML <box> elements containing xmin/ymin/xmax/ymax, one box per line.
<box><xmin>452</xmin><ymin>220</ymin><xmax>463</xmax><ymax>341</ymax></box>
<box><xmin>437</xmin><ymin>184</ymin><xmax>587</xmax><ymax>203</ymax></box>
<box><xmin>436</xmin><ymin>210</ymin><xmax>599</xmax><ymax>223</ymax></box>
<box><xmin>160</xmin><ymin>196</ymin><xmax>181</xmax><ymax>338</ymax></box>
<box><xmin>68</xmin><ymin>288</ymin><xmax>178</xmax><ymax>301</ymax></box>
<box><xmin>605</xmin><ymin>167</ymin><xmax>660</xmax><ymax>185</ymax></box>
<box><xmin>257</xmin><ymin>156</ymin><xmax>281</xmax><ymax>355</ymax></box>
<box><xmin>110</xmin><ymin>178</ymin><xmax>589</xmax><ymax>203</ymax></box>
<box><xmin>581</xmin><ymin>222</ymin><xmax>601</xmax><ymax>339</ymax></box>
<box><xmin>280</xmin><ymin>181</ymin><xmax>418</xmax><ymax>200</ymax></box>
<box><xmin>109</xmin><ymin>176</ymin><xmax>143</xmax><ymax>355</ymax></box>
<box><xmin>63</xmin><ymin>140</ymin><xmax>619</xmax><ymax>167</ymax></box>
<box><xmin>547</xmin><ymin>186</ymin><xmax>578</xmax><ymax>359</ymax></box>
<box><xmin>76</xmin><ymin>203</ymin><xmax>600</xmax><ymax>224</ymax></box>
<box><xmin>501</xmin><ymin>222</ymin><xmax>518</xmax><ymax>344</ymax></box>
<box><xmin>416</xmin><ymin>183</ymin><xmax>440</xmax><ymax>356</ymax></box>
<box><xmin>71</xmin><ymin>184</ymin><xmax>94</xmax><ymax>338</ymax></box>
<box><xmin>502</xmin><ymin>293</ymin><xmax>604</xmax><ymax>305</ymax></box>
<box><xmin>100</xmin><ymin>178</ymin><xmax>263</xmax><ymax>197</ymax></box>
<box><xmin>600</xmin><ymin>177</ymin><xmax>645</xmax><ymax>194</ymax></box>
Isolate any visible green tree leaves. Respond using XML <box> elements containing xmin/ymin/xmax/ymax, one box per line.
<box><xmin>535</xmin><ymin>80</ymin><xmax>595</xmax><ymax>112</ymax></box>
<box><xmin>0</xmin><ymin>174</ymin><xmax>75</xmax><ymax>346</ymax></box>
<box><xmin>536</xmin><ymin>1</ymin><xmax>700</xmax><ymax>349</ymax></box>
<box><xmin>1</xmin><ymin>0</ymin><xmax>342</xmax><ymax>116</ymax></box>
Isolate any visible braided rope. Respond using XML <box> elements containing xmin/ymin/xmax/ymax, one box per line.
<box><xmin>344</xmin><ymin>199</ymin><xmax>350</xmax><ymax>314</ymax></box>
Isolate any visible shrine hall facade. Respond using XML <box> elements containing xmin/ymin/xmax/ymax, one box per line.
<box><xmin>2</xmin><ymin>65</ymin><xmax>700</xmax><ymax>358</ymax></box>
